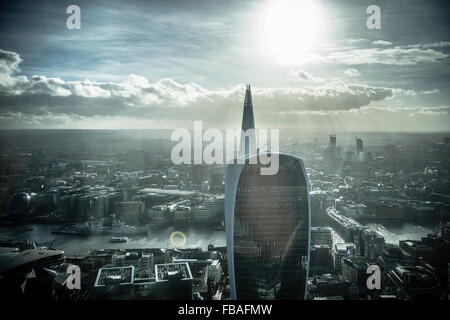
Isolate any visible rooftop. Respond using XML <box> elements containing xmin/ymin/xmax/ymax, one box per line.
<box><xmin>94</xmin><ymin>266</ymin><xmax>135</xmax><ymax>287</ymax></box>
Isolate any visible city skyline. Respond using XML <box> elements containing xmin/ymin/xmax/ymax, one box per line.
<box><xmin>0</xmin><ymin>0</ymin><xmax>448</xmax><ymax>131</ymax></box>
<box><xmin>0</xmin><ymin>68</ymin><xmax>448</xmax><ymax>301</ymax></box>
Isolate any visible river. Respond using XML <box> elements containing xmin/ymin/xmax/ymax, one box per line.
<box><xmin>0</xmin><ymin>223</ymin><xmax>226</xmax><ymax>255</ymax></box>
<box><xmin>363</xmin><ymin>221</ymin><xmax>437</xmax><ymax>244</ymax></box>
<box><xmin>0</xmin><ymin>221</ymin><xmax>438</xmax><ymax>255</ymax></box>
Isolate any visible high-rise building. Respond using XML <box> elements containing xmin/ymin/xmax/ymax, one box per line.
<box><xmin>325</xmin><ymin>135</ymin><xmax>338</xmax><ymax>168</ymax></box>
<box><xmin>239</xmin><ymin>84</ymin><xmax>257</xmax><ymax>159</ymax></box>
<box><xmin>225</xmin><ymin>84</ymin><xmax>311</xmax><ymax>300</ymax></box>
<box><xmin>356</xmin><ymin>138</ymin><xmax>363</xmax><ymax>159</ymax></box>
<box><xmin>311</xmin><ymin>227</ymin><xmax>333</xmax><ymax>247</ymax></box>
<box><xmin>333</xmin><ymin>243</ymin><xmax>355</xmax><ymax>273</ymax></box>
<box><xmin>192</xmin><ymin>164</ymin><xmax>207</xmax><ymax>186</ymax></box>
<box><xmin>329</xmin><ymin>135</ymin><xmax>337</xmax><ymax>157</ymax></box>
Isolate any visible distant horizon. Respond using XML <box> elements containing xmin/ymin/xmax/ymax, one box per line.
<box><xmin>1</xmin><ymin>128</ymin><xmax>449</xmax><ymax>133</ymax></box>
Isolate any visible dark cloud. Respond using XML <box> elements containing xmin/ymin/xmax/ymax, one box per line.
<box><xmin>288</xmin><ymin>70</ymin><xmax>315</xmax><ymax>81</ymax></box>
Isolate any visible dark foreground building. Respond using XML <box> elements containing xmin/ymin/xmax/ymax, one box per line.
<box><xmin>225</xmin><ymin>84</ymin><xmax>310</xmax><ymax>300</ymax></box>
<box><xmin>226</xmin><ymin>152</ymin><xmax>311</xmax><ymax>299</ymax></box>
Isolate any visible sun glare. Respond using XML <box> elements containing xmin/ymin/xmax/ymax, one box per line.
<box><xmin>258</xmin><ymin>0</ymin><xmax>325</xmax><ymax>65</ymax></box>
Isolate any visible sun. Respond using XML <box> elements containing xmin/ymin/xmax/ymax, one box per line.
<box><xmin>258</xmin><ymin>0</ymin><xmax>325</xmax><ymax>65</ymax></box>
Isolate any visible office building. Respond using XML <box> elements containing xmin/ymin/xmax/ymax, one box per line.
<box><xmin>333</xmin><ymin>243</ymin><xmax>355</xmax><ymax>273</ymax></box>
<box><xmin>308</xmin><ymin>274</ymin><xmax>350</xmax><ymax>300</ymax></box>
<box><xmin>385</xmin><ymin>265</ymin><xmax>441</xmax><ymax>300</ymax></box>
<box><xmin>356</xmin><ymin>137</ymin><xmax>363</xmax><ymax>158</ymax></box>
<box><xmin>311</xmin><ymin>227</ymin><xmax>333</xmax><ymax>247</ymax></box>
<box><xmin>155</xmin><ymin>262</ymin><xmax>193</xmax><ymax>300</ymax></box>
<box><xmin>225</xmin><ymin>84</ymin><xmax>311</xmax><ymax>300</ymax></box>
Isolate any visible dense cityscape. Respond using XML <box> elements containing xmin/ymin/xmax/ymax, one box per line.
<box><xmin>0</xmin><ymin>121</ymin><xmax>449</xmax><ymax>300</ymax></box>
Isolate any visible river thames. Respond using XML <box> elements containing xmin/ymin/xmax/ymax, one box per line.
<box><xmin>0</xmin><ymin>221</ymin><xmax>435</xmax><ymax>255</ymax></box>
<box><xmin>0</xmin><ymin>223</ymin><xmax>226</xmax><ymax>254</ymax></box>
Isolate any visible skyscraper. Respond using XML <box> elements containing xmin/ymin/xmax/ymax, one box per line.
<box><xmin>239</xmin><ymin>84</ymin><xmax>256</xmax><ymax>159</ymax></box>
<box><xmin>356</xmin><ymin>138</ymin><xmax>363</xmax><ymax>157</ymax></box>
<box><xmin>329</xmin><ymin>134</ymin><xmax>337</xmax><ymax>157</ymax></box>
<box><xmin>225</xmin><ymin>84</ymin><xmax>311</xmax><ymax>300</ymax></box>
<box><xmin>192</xmin><ymin>163</ymin><xmax>207</xmax><ymax>187</ymax></box>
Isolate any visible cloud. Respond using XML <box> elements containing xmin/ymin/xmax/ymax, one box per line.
<box><xmin>0</xmin><ymin>49</ymin><xmax>22</xmax><ymax>75</ymax></box>
<box><xmin>371</xmin><ymin>40</ymin><xmax>393</xmax><ymax>46</ymax></box>
<box><xmin>287</xmin><ymin>70</ymin><xmax>323</xmax><ymax>82</ymax></box>
<box><xmin>420</xmin><ymin>89</ymin><xmax>440</xmax><ymax>95</ymax></box>
<box><xmin>346</xmin><ymin>39</ymin><xmax>367</xmax><ymax>44</ymax></box>
<box><xmin>344</xmin><ymin>68</ymin><xmax>361</xmax><ymax>77</ymax></box>
<box><xmin>251</xmin><ymin>82</ymin><xmax>394</xmax><ymax>113</ymax></box>
<box><xmin>319</xmin><ymin>44</ymin><xmax>449</xmax><ymax>66</ymax></box>
<box><xmin>392</xmin><ymin>88</ymin><xmax>417</xmax><ymax>97</ymax></box>
<box><xmin>288</xmin><ymin>70</ymin><xmax>314</xmax><ymax>81</ymax></box>
<box><xmin>0</xmin><ymin>49</ymin><xmax>29</xmax><ymax>92</ymax></box>
<box><xmin>405</xmin><ymin>41</ymin><xmax>450</xmax><ymax>49</ymax></box>
<box><xmin>413</xmin><ymin>106</ymin><xmax>450</xmax><ymax>114</ymax></box>
<box><xmin>360</xmin><ymin>105</ymin><xmax>450</xmax><ymax>115</ymax></box>
<box><xmin>0</xmin><ymin>49</ymin><xmax>420</xmax><ymax>129</ymax></box>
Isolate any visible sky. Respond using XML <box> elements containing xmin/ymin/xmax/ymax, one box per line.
<box><xmin>0</xmin><ymin>0</ymin><xmax>449</xmax><ymax>131</ymax></box>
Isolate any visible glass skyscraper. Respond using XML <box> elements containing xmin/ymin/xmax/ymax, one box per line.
<box><xmin>225</xmin><ymin>85</ymin><xmax>311</xmax><ymax>300</ymax></box>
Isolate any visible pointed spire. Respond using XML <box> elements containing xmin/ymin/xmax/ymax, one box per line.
<box><xmin>241</xmin><ymin>84</ymin><xmax>255</xmax><ymax>132</ymax></box>
<box><xmin>239</xmin><ymin>84</ymin><xmax>256</xmax><ymax>158</ymax></box>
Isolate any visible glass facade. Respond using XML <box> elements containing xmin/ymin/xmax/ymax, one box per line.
<box><xmin>231</xmin><ymin>154</ymin><xmax>310</xmax><ymax>299</ymax></box>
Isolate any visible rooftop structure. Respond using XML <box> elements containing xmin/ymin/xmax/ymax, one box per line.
<box><xmin>386</xmin><ymin>265</ymin><xmax>441</xmax><ymax>300</ymax></box>
<box><xmin>155</xmin><ymin>262</ymin><xmax>193</xmax><ymax>282</ymax></box>
<box><xmin>0</xmin><ymin>249</ymin><xmax>65</xmax><ymax>274</ymax></box>
<box><xmin>94</xmin><ymin>266</ymin><xmax>135</xmax><ymax>287</ymax></box>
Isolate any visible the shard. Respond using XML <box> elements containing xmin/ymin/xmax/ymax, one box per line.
<box><xmin>239</xmin><ymin>84</ymin><xmax>257</xmax><ymax>159</ymax></box>
<box><xmin>225</xmin><ymin>84</ymin><xmax>311</xmax><ymax>300</ymax></box>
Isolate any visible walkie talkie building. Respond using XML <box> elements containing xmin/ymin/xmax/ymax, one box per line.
<box><xmin>226</xmin><ymin>153</ymin><xmax>311</xmax><ymax>300</ymax></box>
<box><xmin>225</xmin><ymin>85</ymin><xmax>311</xmax><ymax>300</ymax></box>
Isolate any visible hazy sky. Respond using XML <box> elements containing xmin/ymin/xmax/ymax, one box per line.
<box><xmin>0</xmin><ymin>0</ymin><xmax>448</xmax><ymax>131</ymax></box>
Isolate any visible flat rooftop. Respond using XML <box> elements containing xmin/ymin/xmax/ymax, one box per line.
<box><xmin>155</xmin><ymin>262</ymin><xmax>193</xmax><ymax>282</ymax></box>
<box><xmin>94</xmin><ymin>266</ymin><xmax>135</xmax><ymax>287</ymax></box>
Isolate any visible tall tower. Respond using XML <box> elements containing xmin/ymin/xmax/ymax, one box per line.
<box><xmin>225</xmin><ymin>85</ymin><xmax>311</xmax><ymax>300</ymax></box>
<box><xmin>239</xmin><ymin>84</ymin><xmax>256</xmax><ymax>159</ymax></box>
<box><xmin>329</xmin><ymin>134</ymin><xmax>337</xmax><ymax>158</ymax></box>
<box><xmin>356</xmin><ymin>137</ymin><xmax>363</xmax><ymax>156</ymax></box>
